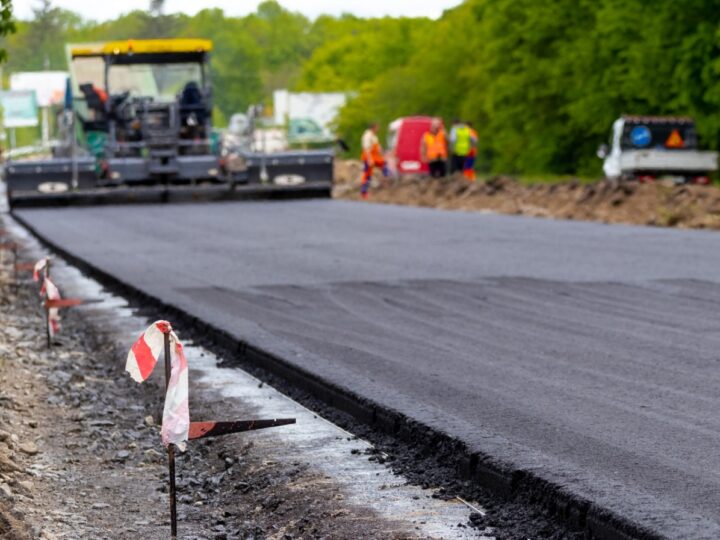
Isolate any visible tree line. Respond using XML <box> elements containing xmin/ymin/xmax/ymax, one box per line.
<box><xmin>3</xmin><ymin>0</ymin><xmax>720</xmax><ymax>175</ymax></box>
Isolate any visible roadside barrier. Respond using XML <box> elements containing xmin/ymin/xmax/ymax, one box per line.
<box><xmin>127</xmin><ymin>321</ymin><xmax>296</xmax><ymax>538</ymax></box>
<box><xmin>0</xmin><ymin>240</ymin><xmax>36</xmax><ymax>286</ymax></box>
<box><xmin>33</xmin><ymin>257</ymin><xmax>49</xmax><ymax>283</ymax></box>
<box><xmin>34</xmin><ymin>258</ymin><xmax>98</xmax><ymax>348</ymax></box>
<box><xmin>4</xmin><ymin>243</ymin><xmax>295</xmax><ymax>536</ymax></box>
<box><xmin>39</xmin><ymin>276</ymin><xmax>62</xmax><ymax>344</ymax></box>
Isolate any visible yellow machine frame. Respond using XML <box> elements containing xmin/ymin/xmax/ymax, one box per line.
<box><xmin>70</xmin><ymin>39</ymin><xmax>213</xmax><ymax>59</ymax></box>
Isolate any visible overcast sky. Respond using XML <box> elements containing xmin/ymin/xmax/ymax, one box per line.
<box><xmin>15</xmin><ymin>1</ymin><xmax>463</xmax><ymax>21</ymax></box>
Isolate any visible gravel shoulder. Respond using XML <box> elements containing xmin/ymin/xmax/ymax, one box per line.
<box><xmin>0</xmin><ymin>228</ymin><xmax>470</xmax><ymax>539</ymax></box>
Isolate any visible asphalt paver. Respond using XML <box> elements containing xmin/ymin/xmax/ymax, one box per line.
<box><xmin>15</xmin><ymin>200</ymin><xmax>720</xmax><ymax>538</ymax></box>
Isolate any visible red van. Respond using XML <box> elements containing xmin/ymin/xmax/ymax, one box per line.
<box><xmin>387</xmin><ymin>116</ymin><xmax>444</xmax><ymax>175</ymax></box>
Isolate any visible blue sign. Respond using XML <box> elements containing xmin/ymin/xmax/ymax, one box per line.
<box><xmin>630</xmin><ymin>125</ymin><xmax>652</xmax><ymax>148</ymax></box>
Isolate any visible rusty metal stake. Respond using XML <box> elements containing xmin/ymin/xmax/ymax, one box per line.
<box><xmin>163</xmin><ymin>332</ymin><xmax>178</xmax><ymax>539</ymax></box>
<box><xmin>45</xmin><ymin>304</ymin><xmax>51</xmax><ymax>349</ymax></box>
<box><xmin>45</xmin><ymin>259</ymin><xmax>52</xmax><ymax>349</ymax></box>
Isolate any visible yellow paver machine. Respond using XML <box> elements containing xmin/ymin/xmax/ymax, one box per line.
<box><xmin>5</xmin><ymin>39</ymin><xmax>333</xmax><ymax>206</ymax></box>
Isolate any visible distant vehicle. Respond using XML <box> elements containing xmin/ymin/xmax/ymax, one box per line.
<box><xmin>387</xmin><ymin>116</ymin><xmax>444</xmax><ymax>175</ymax></box>
<box><xmin>288</xmin><ymin>118</ymin><xmax>334</xmax><ymax>147</ymax></box>
<box><xmin>273</xmin><ymin>89</ymin><xmax>346</xmax><ymax>143</ymax></box>
<box><xmin>222</xmin><ymin>106</ymin><xmax>334</xmax><ymax>185</ymax></box>
<box><xmin>598</xmin><ymin>116</ymin><xmax>718</xmax><ymax>183</ymax></box>
<box><xmin>5</xmin><ymin>40</ymin><xmax>335</xmax><ymax>198</ymax></box>
<box><xmin>6</xmin><ymin>38</ymin><xmax>222</xmax><ymax>191</ymax></box>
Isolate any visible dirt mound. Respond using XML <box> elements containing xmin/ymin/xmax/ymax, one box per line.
<box><xmin>334</xmin><ymin>160</ymin><xmax>720</xmax><ymax>229</ymax></box>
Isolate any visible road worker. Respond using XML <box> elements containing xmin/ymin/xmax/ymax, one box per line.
<box><xmin>420</xmin><ymin>119</ymin><xmax>448</xmax><ymax>178</ymax></box>
<box><xmin>360</xmin><ymin>122</ymin><xmax>389</xmax><ymax>199</ymax></box>
<box><xmin>449</xmin><ymin>118</ymin><xmax>477</xmax><ymax>175</ymax></box>
<box><xmin>463</xmin><ymin>122</ymin><xmax>478</xmax><ymax>181</ymax></box>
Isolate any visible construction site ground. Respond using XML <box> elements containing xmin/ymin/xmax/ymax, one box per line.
<box><xmin>333</xmin><ymin>160</ymin><xmax>720</xmax><ymax>229</ymax></box>
<box><xmin>0</xmin><ymin>225</ymin><xmax>507</xmax><ymax>539</ymax></box>
<box><xmin>12</xmin><ymin>194</ymin><xmax>720</xmax><ymax>539</ymax></box>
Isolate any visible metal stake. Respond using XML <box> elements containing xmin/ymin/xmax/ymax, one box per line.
<box><xmin>163</xmin><ymin>332</ymin><xmax>178</xmax><ymax>539</ymax></box>
<box><xmin>45</xmin><ymin>259</ymin><xmax>52</xmax><ymax>349</ymax></box>
<box><xmin>45</xmin><ymin>305</ymin><xmax>51</xmax><ymax>349</ymax></box>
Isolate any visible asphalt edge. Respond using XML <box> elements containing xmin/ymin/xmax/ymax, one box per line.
<box><xmin>7</xmin><ymin>182</ymin><xmax>332</xmax><ymax>209</ymax></box>
<box><xmin>11</xmin><ymin>210</ymin><xmax>662</xmax><ymax>540</ymax></box>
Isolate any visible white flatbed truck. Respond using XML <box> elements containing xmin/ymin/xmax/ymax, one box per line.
<box><xmin>598</xmin><ymin>116</ymin><xmax>718</xmax><ymax>183</ymax></box>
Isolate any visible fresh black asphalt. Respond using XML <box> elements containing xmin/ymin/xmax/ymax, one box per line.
<box><xmin>15</xmin><ymin>200</ymin><xmax>720</xmax><ymax>538</ymax></box>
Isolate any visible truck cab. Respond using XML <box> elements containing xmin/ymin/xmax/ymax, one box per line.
<box><xmin>599</xmin><ymin>116</ymin><xmax>718</xmax><ymax>183</ymax></box>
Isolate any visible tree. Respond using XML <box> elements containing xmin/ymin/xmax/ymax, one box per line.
<box><xmin>179</xmin><ymin>9</ymin><xmax>263</xmax><ymax>118</ymax></box>
<box><xmin>243</xmin><ymin>1</ymin><xmax>311</xmax><ymax>90</ymax></box>
<box><xmin>0</xmin><ymin>0</ymin><xmax>15</xmax><ymax>63</ymax></box>
<box><xmin>142</xmin><ymin>0</ymin><xmax>178</xmax><ymax>38</ymax></box>
<box><xmin>297</xmin><ymin>18</ymin><xmax>430</xmax><ymax>93</ymax></box>
<box><xmin>329</xmin><ymin>0</ymin><xmax>720</xmax><ymax>175</ymax></box>
<box><xmin>6</xmin><ymin>0</ymin><xmax>720</xmax><ymax>176</ymax></box>
<box><xmin>3</xmin><ymin>0</ymin><xmax>78</xmax><ymax>72</ymax></box>
<box><xmin>149</xmin><ymin>0</ymin><xmax>164</xmax><ymax>16</ymax></box>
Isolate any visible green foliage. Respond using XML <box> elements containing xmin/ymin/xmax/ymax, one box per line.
<box><xmin>5</xmin><ymin>1</ymin><xmax>78</xmax><ymax>71</ymax></box>
<box><xmin>0</xmin><ymin>0</ymin><xmax>14</xmax><ymax>63</ymax></box>
<box><xmin>0</xmin><ymin>1</ymin><xmax>303</xmax><ymax>122</ymax></box>
<box><xmin>296</xmin><ymin>17</ymin><xmax>430</xmax><ymax>92</ymax></box>
<box><xmin>5</xmin><ymin>0</ymin><xmax>720</xmax><ymax>175</ymax></box>
<box><xmin>311</xmin><ymin>0</ymin><xmax>720</xmax><ymax>174</ymax></box>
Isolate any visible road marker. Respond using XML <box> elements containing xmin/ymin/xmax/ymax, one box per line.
<box><xmin>33</xmin><ymin>257</ymin><xmax>50</xmax><ymax>283</ymax></box>
<box><xmin>0</xmin><ymin>236</ymin><xmax>37</xmax><ymax>284</ymax></box>
<box><xmin>36</xmin><ymin>260</ymin><xmax>98</xmax><ymax>348</ymax></box>
<box><xmin>126</xmin><ymin>321</ymin><xmax>295</xmax><ymax>538</ymax></box>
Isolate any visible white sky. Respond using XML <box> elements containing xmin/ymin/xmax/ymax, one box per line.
<box><xmin>15</xmin><ymin>1</ymin><xmax>463</xmax><ymax>21</ymax></box>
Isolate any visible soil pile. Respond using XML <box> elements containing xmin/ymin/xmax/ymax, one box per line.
<box><xmin>334</xmin><ymin>160</ymin><xmax>720</xmax><ymax>229</ymax></box>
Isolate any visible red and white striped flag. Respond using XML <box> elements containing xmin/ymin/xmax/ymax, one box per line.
<box><xmin>33</xmin><ymin>258</ymin><xmax>48</xmax><ymax>282</ymax></box>
<box><xmin>126</xmin><ymin>321</ymin><xmax>190</xmax><ymax>451</ymax></box>
<box><xmin>40</xmin><ymin>276</ymin><xmax>61</xmax><ymax>336</ymax></box>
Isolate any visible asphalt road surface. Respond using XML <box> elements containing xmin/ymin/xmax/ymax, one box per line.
<box><xmin>16</xmin><ymin>200</ymin><xmax>720</xmax><ymax>538</ymax></box>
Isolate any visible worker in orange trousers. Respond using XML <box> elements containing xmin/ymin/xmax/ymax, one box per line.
<box><xmin>360</xmin><ymin>123</ymin><xmax>389</xmax><ymax>199</ymax></box>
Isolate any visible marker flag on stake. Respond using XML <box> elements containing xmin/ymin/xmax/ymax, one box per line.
<box><xmin>40</xmin><ymin>277</ymin><xmax>61</xmax><ymax>336</ymax></box>
<box><xmin>33</xmin><ymin>258</ymin><xmax>48</xmax><ymax>282</ymax></box>
<box><xmin>126</xmin><ymin>321</ymin><xmax>190</xmax><ymax>451</ymax></box>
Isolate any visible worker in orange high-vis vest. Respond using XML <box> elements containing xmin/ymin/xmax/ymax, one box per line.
<box><xmin>360</xmin><ymin>123</ymin><xmax>389</xmax><ymax>199</ymax></box>
<box><xmin>420</xmin><ymin>119</ymin><xmax>448</xmax><ymax>178</ymax></box>
<box><xmin>463</xmin><ymin>122</ymin><xmax>478</xmax><ymax>181</ymax></box>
